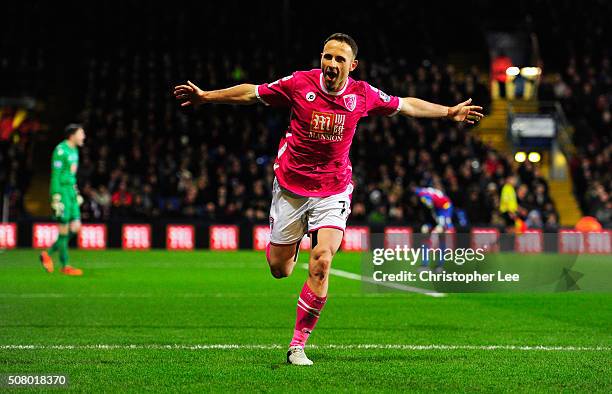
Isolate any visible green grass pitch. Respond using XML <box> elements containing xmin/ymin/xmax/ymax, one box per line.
<box><xmin>0</xmin><ymin>250</ymin><xmax>610</xmax><ymax>392</ymax></box>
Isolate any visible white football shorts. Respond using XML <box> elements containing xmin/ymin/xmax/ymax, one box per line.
<box><xmin>269</xmin><ymin>177</ymin><xmax>353</xmax><ymax>245</ymax></box>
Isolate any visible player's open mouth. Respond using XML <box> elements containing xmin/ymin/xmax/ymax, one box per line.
<box><xmin>324</xmin><ymin>68</ymin><xmax>338</xmax><ymax>82</ymax></box>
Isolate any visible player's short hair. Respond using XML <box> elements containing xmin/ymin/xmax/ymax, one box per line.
<box><xmin>324</xmin><ymin>33</ymin><xmax>358</xmax><ymax>58</ymax></box>
<box><xmin>65</xmin><ymin>123</ymin><xmax>83</xmax><ymax>138</ymax></box>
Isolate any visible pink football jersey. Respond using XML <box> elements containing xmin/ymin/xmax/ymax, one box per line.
<box><xmin>256</xmin><ymin>69</ymin><xmax>402</xmax><ymax>197</ymax></box>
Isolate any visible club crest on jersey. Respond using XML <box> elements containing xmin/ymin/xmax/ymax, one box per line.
<box><xmin>306</xmin><ymin>92</ymin><xmax>316</xmax><ymax>102</ymax></box>
<box><xmin>343</xmin><ymin>94</ymin><xmax>357</xmax><ymax>112</ymax></box>
<box><xmin>378</xmin><ymin>90</ymin><xmax>391</xmax><ymax>103</ymax></box>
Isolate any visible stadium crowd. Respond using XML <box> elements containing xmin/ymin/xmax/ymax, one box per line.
<box><xmin>534</xmin><ymin>0</ymin><xmax>611</xmax><ymax>227</ymax></box>
<box><xmin>5</xmin><ymin>0</ymin><xmax>610</xmax><ymax>229</ymax></box>
<box><xmin>538</xmin><ymin>56</ymin><xmax>610</xmax><ymax>227</ymax></box>
<box><xmin>0</xmin><ymin>106</ymin><xmax>39</xmax><ymax>219</ymax></box>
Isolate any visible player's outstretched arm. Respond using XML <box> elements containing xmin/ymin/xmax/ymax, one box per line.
<box><xmin>399</xmin><ymin>97</ymin><xmax>484</xmax><ymax>124</ymax></box>
<box><xmin>173</xmin><ymin>80</ymin><xmax>258</xmax><ymax>107</ymax></box>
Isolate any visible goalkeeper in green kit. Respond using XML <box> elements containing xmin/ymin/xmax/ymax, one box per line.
<box><xmin>39</xmin><ymin>124</ymin><xmax>86</xmax><ymax>276</ymax></box>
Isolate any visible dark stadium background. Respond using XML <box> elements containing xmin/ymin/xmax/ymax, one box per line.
<box><xmin>1</xmin><ymin>0</ymin><xmax>610</xmax><ymax>248</ymax></box>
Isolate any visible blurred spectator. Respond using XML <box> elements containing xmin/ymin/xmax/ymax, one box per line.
<box><xmin>491</xmin><ymin>51</ymin><xmax>513</xmax><ymax>98</ymax></box>
<box><xmin>500</xmin><ymin>175</ymin><xmax>518</xmax><ymax>232</ymax></box>
<box><xmin>111</xmin><ymin>181</ymin><xmax>133</xmax><ymax>217</ymax></box>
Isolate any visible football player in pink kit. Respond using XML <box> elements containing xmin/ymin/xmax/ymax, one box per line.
<box><xmin>174</xmin><ymin>33</ymin><xmax>484</xmax><ymax>365</ymax></box>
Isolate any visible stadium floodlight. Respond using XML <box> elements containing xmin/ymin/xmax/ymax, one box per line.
<box><xmin>520</xmin><ymin>67</ymin><xmax>542</xmax><ymax>78</ymax></box>
<box><xmin>514</xmin><ymin>151</ymin><xmax>527</xmax><ymax>162</ymax></box>
<box><xmin>528</xmin><ymin>152</ymin><xmax>541</xmax><ymax>163</ymax></box>
<box><xmin>506</xmin><ymin>67</ymin><xmax>520</xmax><ymax>77</ymax></box>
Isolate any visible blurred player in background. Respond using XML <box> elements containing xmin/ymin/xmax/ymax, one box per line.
<box><xmin>174</xmin><ymin>33</ymin><xmax>484</xmax><ymax>365</ymax></box>
<box><xmin>39</xmin><ymin>124</ymin><xmax>86</xmax><ymax>276</ymax></box>
<box><xmin>415</xmin><ymin>186</ymin><xmax>454</xmax><ymax>232</ymax></box>
<box><xmin>414</xmin><ymin>186</ymin><xmax>454</xmax><ymax>271</ymax></box>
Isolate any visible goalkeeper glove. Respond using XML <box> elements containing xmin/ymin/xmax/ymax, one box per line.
<box><xmin>74</xmin><ymin>185</ymin><xmax>84</xmax><ymax>206</ymax></box>
<box><xmin>51</xmin><ymin>194</ymin><xmax>64</xmax><ymax>217</ymax></box>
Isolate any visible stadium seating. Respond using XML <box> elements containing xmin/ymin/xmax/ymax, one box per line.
<box><xmin>534</xmin><ymin>0</ymin><xmax>611</xmax><ymax>227</ymax></box>
<box><xmin>11</xmin><ymin>1</ymin><xmax>611</xmax><ymax>230</ymax></box>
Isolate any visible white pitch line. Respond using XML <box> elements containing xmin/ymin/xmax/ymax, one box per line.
<box><xmin>301</xmin><ymin>264</ymin><xmax>446</xmax><ymax>298</ymax></box>
<box><xmin>0</xmin><ymin>344</ymin><xmax>608</xmax><ymax>351</ymax></box>
<box><xmin>0</xmin><ymin>293</ymin><xmax>287</xmax><ymax>299</ymax></box>
<box><xmin>0</xmin><ymin>293</ymin><xmax>430</xmax><ymax>299</ymax></box>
